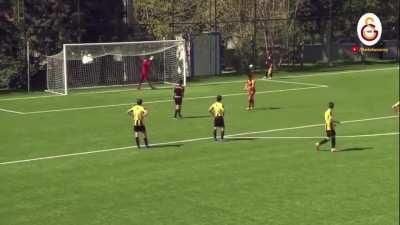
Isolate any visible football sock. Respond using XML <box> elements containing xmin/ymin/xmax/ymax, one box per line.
<box><xmin>318</xmin><ymin>139</ymin><xmax>328</xmax><ymax>145</ymax></box>
<box><xmin>174</xmin><ymin>110</ymin><xmax>178</xmax><ymax>118</ymax></box>
<box><xmin>144</xmin><ymin>138</ymin><xmax>149</xmax><ymax>147</ymax></box>
<box><xmin>135</xmin><ymin>137</ymin><xmax>140</xmax><ymax>148</ymax></box>
<box><xmin>221</xmin><ymin>130</ymin><xmax>224</xmax><ymax>139</ymax></box>
<box><xmin>213</xmin><ymin>130</ymin><xmax>217</xmax><ymax>140</ymax></box>
<box><xmin>331</xmin><ymin>137</ymin><xmax>336</xmax><ymax>148</ymax></box>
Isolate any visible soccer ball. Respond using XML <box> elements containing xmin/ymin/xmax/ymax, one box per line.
<box><xmin>249</xmin><ymin>64</ymin><xmax>254</xmax><ymax>69</ymax></box>
<box><xmin>82</xmin><ymin>54</ymin><xmax>94</xmax><ymax>64</ymax></box>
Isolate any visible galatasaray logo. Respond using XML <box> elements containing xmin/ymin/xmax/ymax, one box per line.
<box><xmin>357</xmin><ymin>13</ymin><xmax>382</xmax><ymax>46</ymax></box>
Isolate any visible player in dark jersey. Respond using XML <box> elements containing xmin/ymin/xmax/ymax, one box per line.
<box><xmin>173</xmin><ymin>79</ymin><xmax>185</xmax><ymax>119</ymax></box>
<box><xmin>264</xmin><ymin>53</ymin><xmax>273</xmax><ymax>79</ymax></box>
<box><xmin>138</xmin><ymin>56</ymin><xmax>155</xmax><ymax>90</ymax></box>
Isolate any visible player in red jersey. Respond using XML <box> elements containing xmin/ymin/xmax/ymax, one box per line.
<box><xmin>138</xmin><ymin>56</ymin><xmax>155</xmax><ymax>90</ymax></box>
<box><xmin>173</xmin><ymin>79</ymin><xmax>185</xmax><ymax>119</ymax></box>
<box><xmin>244</xmin><ymin>71</ymin><xmax>256</xmax><ymax>111</ymax></box>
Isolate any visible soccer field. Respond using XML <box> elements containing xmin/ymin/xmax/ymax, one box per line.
<box><xmin>0</xmin><ymin>64</ymin><xmax>399</xmax><ymax>225</ymax></box>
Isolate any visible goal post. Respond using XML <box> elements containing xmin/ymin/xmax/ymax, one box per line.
<box><xmin>46</xmin><ymin>40</ymin><xmax>188</xmax><ymax>95</ymax></box>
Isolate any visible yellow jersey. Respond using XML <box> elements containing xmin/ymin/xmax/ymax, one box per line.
<box><xmin>209</xmin><ymin>102</ymin><xmax>224</xmax><ymax>117</ymax></box>
<box><xmin>324</xmin><ymin>108</ymin><xmax>333</xmax><ymax>131</ymax></box>
<box><xmin>129</xmin><ymin>105</ymin><xmax>146</xmax><ymax>126</ymax></box>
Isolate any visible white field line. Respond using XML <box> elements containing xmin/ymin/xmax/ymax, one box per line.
<box><xmin>0</xmin><ymin>108</ymin><xmax>25</xmax><ymax>115</ymax></box>
<box><xmin>227</xmin><ymin>132</ymin><xmax>399</xmax><ymax>140</ymax></box>
<box><xmin>0</xmin><ymin>86</ymin><xmax>165</xmax><ymax>101</ymax></box>
<box><xmin>0</xmin><ymin>66</ymin><xmax>396</xmax><ymax>101</ymax></box>
<box><xmin>261</xmin><ymin>79</ymin><xmax>328</xmax><ymax>88</ymax></box>
<box><xmin>22</xmin><ymin>86</ymin><xmax>324</xmax><ymax>114</ymax></box>
<box><xmin>0</xmin><ymin>115</ymin><xmax>396</xmax><ymax>166</ymax></box>
<box><xmin>0</xmin><ymin>78</ymin><xmax>314</xmax><ymax>101</ymax></box>
<box><xmin>226</xmin><ymin>115</ymin><xmax>398</xmax><ymax>137</ymax></box>
<box><xmin>279</xmin><ymin>67</ymin><xmax>398</xmax><ymax>79</ymax></box>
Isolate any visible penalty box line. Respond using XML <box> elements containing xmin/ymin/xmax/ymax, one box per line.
<box><xmin>0</xmin><ymin>66</ymin><xmax>396</xmax><ymax>102</ymax></box>
<box><xmin>227</xmin><ymin>132</ymin><xmax>399</xmax><ymax>140</ymax></box>
<box><xmin>0</xmin><ymin>115</ymin><xmax>396</xmax><ymax>166</ymax></box>
<box><xmin>0</xmin><ymin>108</ymin><xmax>25</xmax><ymax>115</ymax></box>
<box><xmin>20</xmin><ymin>86</ymin><xmax>326</xmax><ymax>115</ymax></box>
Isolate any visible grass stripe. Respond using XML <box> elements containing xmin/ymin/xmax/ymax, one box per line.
<box><xmin>0</xmin><ymin>115</ymin><xmax>395</xmax><ymax>166</ymax></box>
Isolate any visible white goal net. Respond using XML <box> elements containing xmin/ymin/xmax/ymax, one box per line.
<box><xmin>46</xmin><ymin>40</ymin><xmax>188</xmax><ymax>95</ymax></box>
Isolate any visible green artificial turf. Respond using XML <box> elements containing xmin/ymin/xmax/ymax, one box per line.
<box><xmin>0</xmin><ymin>64</ymin><xmax>398</xmax><ymax>225</ymax></box>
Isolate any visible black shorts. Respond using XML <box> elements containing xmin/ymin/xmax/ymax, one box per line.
<box><xmin>326</xmin><ymin>130</ymin><xmax>336</xmax><ymax>137</ymax></box>
<box><xmin>134</xmin><ymin>125</ymin><xmax>146</xmax><ymax>133</ymax></box>
<box><xmin>174</xmin><ymin>97</ymin><xmax>182</xmax><ymax>105</ymax></box>
<box><xmin>214</xmin><ymin>116</ymin><xmax>225</xmax><ymax>127</ymax></box>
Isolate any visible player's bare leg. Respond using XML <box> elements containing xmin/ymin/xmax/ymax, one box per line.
<box><xmin>250</xmin><ymin>95</ymin><xmax>255</xmax><ymax>110</ymax></box>
<box><xmin>138</xmin><ymin>78</ymin><xmax>144</xmax><ymax>90</ymax></box>
<box><xmin>316</xmin><ymin>138</ymin><xmax>329</xmax><ymax>151</ymax></box>
<box><xmin>147</xmin><ymin>80</ymin><xmax>155</xmax><ymax>89</ymax></box>
<box><xmin>135</xmin><ymin>132</ymin><xmax>141</xmax><ymax>148</ymax></box>
<box><xmin>178</xmin><ymin>105</ymin><xmax>182</xmax><ymax>118</ymax></box>
<box><xmin>247</xmin><ymin>95</ymin><xmax>252</xmax><ymax>111</ymax></box>
<box><xmin>143</xmin><ymin>131</ymin><xmax>149</xmax><ymax>148</ymax></box>
<box><xmin>213</xmin><ymin>127</ymin><xmax>217</xmax><ymax>141</ymax></box>
<box><xmin>174</xmin><ymin>104</ymin><xmax>179</xmax><ymax>119</ymax></box>
<box><xmin>268</xmin><ymin>67</ymin><xmax>273</xmax><ymax>79</ymax></box>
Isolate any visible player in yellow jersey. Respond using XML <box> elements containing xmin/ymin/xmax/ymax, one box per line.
<box><xmin>316</xmin><ymin>102</ymin><xmax>340</xmax><ymax>152</ymax></box>
<box><xmin>127</xmin><ymin>99</ymin><xmax>149</xmax><ymax>148</ymax></box>
<box><xmin>244</xmin><ymin>72</ymin><xmax>256</xmax><ymax>111</ymax></box>
<box><xmin>208</xmin><ymin>95</ymin><xmax>225</xmax><ymax>141</ymax></box>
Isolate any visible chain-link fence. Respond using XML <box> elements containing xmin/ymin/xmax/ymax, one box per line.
<box><xmin>125</xmin><ymin>11</ymin><xmax>398</xmax><ymax>74</ymax></box>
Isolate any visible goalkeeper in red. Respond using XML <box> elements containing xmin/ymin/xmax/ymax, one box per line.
<box><xmin>173</xmin><ymin>79</ymin><xmax>185</xmax><ymax>119</ymax></box>
<box><xmin>127</xmin><ymin>99</ymin><xmax>149</xmax><ymax>149</ymax></box>
<box><xmin>138</xmin><ymin>56</ymin><xmax>155</xmax><ymax>90</ymax></box>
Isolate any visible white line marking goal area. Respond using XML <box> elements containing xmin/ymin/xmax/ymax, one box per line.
<box><xmin>2</xmin><ymin>85</ymin><xmax>327</xmax><ymax>115</ymax></box>
<box><xmin>0</xmin><ymin>66</ymin><xmax>396</xmax><ymax>102</ymax></box>
<box><xmin>0</xmin><ymin>115</ymin><xmax>397</xmax><ymax>166</ymax></box>
<box><xmin>0</xmin><ymin>108</ymin><xmax>25</xmax><ymax>114</ymax></box>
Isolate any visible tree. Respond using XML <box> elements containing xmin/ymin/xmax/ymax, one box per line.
<box><xmin>0</xmin><ymin>0</ymin><xmax>24</xmax><ymax>88</ymax></box>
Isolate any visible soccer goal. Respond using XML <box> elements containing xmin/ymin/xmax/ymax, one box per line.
<box><xmin>46</xmin><ymin>40</ymin><xmax>188</xmax><ymax>95</ymax></box>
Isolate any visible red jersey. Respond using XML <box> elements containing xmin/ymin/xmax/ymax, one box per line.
<box><xmin>174</xmin><ymin>85</ymin><xmax>185</xmax><ymax>98</ymax></box>
<box><xmin>246</xmin><ymin>79</ymin><xmax>256</xmax><ymax>94</ymax></box>
<box><xmin>141</xmin><ymin>59</ymin><xmax>152</xmax><ymax>77</ymax></box>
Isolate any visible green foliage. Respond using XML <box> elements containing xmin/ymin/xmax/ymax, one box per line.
<box><xmin>0</xmin><ymin>0</ymin><xmax>24</xmax><ymax>89</ymax></box>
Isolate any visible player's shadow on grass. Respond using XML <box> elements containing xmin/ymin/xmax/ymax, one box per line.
<box><xmin>224</xmin><ymin>137</ymin><xmax>256</xmax><ymax>142</ymax></box>
<box><xmin>338</xmin><ymin>147</ymin><xmax>373</xmax><ymax>152</ymax></box>
<box><xmin>149</xmin><ymin>144</ymin><xmax>183</xmax><ymax>149</ymax></box>
<box><xmin>183</xmin><ymin>115</ymin><xmax>210</xmax><ymax>119</ymax></box>
<box><xmin>320</xmin><ymin>147</ymin><xmax>373</xmax><ymax>152</ymax></box>
<box><xmin>254</xmin><ymin>107</ymin><xmax>281</xmax><ymax>111</ymax></box>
